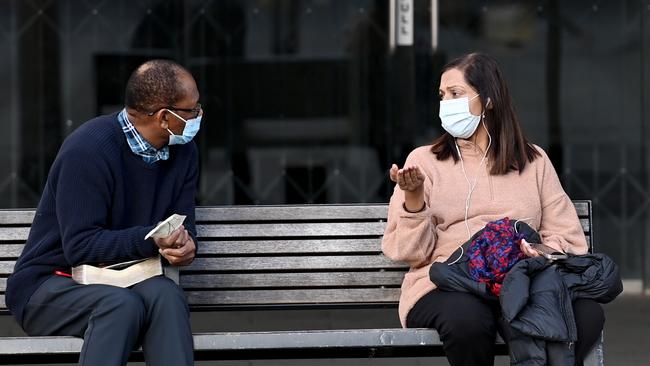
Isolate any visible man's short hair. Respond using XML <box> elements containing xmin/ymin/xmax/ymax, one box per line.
<box><xmin>124</xmin><ymin>59</ymin><xmax>192</xmax><ymax>113</ymax></box>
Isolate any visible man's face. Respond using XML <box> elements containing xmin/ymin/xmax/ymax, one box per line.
<box><xmin>163</xmin><ymin>73</ymin><xmax>201</xmax><ymax>136</ymax></box>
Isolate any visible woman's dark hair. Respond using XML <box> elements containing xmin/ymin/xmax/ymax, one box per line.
<box><xmin>430</xmin><ymin>53</ymin><xmax>540</xmax><ymax>175</ymax></box>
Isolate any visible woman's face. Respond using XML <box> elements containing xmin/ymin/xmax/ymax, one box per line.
<box><xmin>439</xmin><ymin>68</ymin><xmax>483</xmax><ymax>117</ymax></box>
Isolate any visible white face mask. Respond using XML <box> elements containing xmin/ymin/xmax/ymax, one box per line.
<box><xmin>165</xmin><ymin>109</ymin><xmax>202</xmax><ymax>145</ymax></box>
<box><xmin>439</xmin><ymin>94</ymin><xmax>482</xmax><ymax>139</ymax></box>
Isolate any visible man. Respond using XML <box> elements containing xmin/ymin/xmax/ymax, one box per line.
<box><xmin>6</xmin><ymin>60</ymin><xmax>201</xmax><ymax>366</ymax></box>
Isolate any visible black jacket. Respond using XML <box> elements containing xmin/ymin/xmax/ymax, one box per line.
<box><xmin>500</xmin><ymin>254</ymin><xmax>622</xmax><ymax>366</ymax></box>
<box><xmin>428</xmin><ymin>219</ymin><xmax>622</xmax><ymax>365</ymax></box>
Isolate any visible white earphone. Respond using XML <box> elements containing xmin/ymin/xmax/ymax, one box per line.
<box><xmin>448</xmin><ymin>109</ymin><xmax>492</xmax><ymax>266</ymax></box>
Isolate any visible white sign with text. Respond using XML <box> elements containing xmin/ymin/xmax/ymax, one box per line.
<box><xmin>396</xmin><ymin>0</ymin><xmax>413</xmax><ymax>46</ymax></box>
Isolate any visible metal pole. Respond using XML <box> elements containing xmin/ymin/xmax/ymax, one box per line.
<box><xmin>430</xmin><ymin>0</ymin><xmax>438</xmax><ymax>51</ymax></box>
<box><xmin>389</xmin><ymin>0</ymin><xmax>395</xmax><ymax>52</ymax></box>
<box><xmin>10</xmin><ymin>0</ymin><xmax>19</xmax><ymax>207</ymax></box>
<box><xmin>641</xmin><ymin>0</ymin><xmax>649</xmax><ymax>295</ymax></box>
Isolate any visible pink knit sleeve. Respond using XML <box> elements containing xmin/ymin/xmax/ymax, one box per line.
<box><xmin>537</xmin><ymin>150</ymin><xmax>589</xmax><ymax>254</ymax></box>
<box><xmin>381</xmin><ymin>150</ymin><xmax>437</xmax><ymax>268</ymax></box>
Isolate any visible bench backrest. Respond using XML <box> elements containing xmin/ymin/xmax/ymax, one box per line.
<box><xmin>0</xmin><ymin>201</ymin><xmax>592</xmax><ymax>313</ymax></box>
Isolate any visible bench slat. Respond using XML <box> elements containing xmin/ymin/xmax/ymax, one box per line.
<box><xmin>0</xmin><ymin>228</ymin><xmax>30</xmax><ymax>241</ymax></box>
<box><xmin>196</xmin><ymin>205</ymin><xmax>388</xmax><ymax>222</ymax></box>
<box><xmin>0</xmin><ymin>244</ymin><xmax>23</xmax><ymax>258</ymax></box>
<box><xmin>186</xmin><ymin>288</ymin><xmax>400</xmax><ymax>305</ymax></box>
<box><xmin>196</xmin><ymin>222</ymin><xmax>386</xmax><ymax>238</ymax></box>
<box><xmin>193</xmin><ymin>328</ymin><xmax>444</xmax><ymax>350</ymax></box>
<box><xmin>0</xmin><ymin>329</ymin><xmax>445</xmax><ymax>356</ymax></box>
<box><xmin>0</xmin><ymin>262</ymin><xmax>13</xmax><ymax>275</ymax></box>
<box><xmin>0</xmin><ymin>256</ymin><xmax>405</xmax><ymax>275</ymax></box>
<box><xmin>1</xmin><ymin>286</ymin><xmax>405</xmax><ymax>310</ymax></box>
<box><xmin>0</xmin><ymin>220</ymin><xmax>589</xmax><ymax>242</ymax></box>
<box><xmin>186</xmin><ymin>256</ymin><xmax>404</xmax><ymax>272</ymax></box>
<box><xmin>0</xmin><ymin>206</ymin><xmax>589</xmax><ymax>241</ymax></box>
<box><xmin>0</xmin><ymin>222</ymin><xmax>387</xmax><ymax>242</ymax></box>
<box><xmin>0</xmin><ymin>336</ymin><xmax>82</xmax><ymax>355</ymax></box>
<box><xmin>180</xmin><ymin>272</ymin><xmax>405</xmax><ymax>289</ymax></box>
<box><xmin>0</xmin><ymin>202</ymin><xmax>580</xmax><ymax>222</ymax></box>
<box><xmin>0</xmin><ymin>200</ymin><xmax>589</xmax><ymax>225</ymax></box>
<box><xmin>572</xmin><ymin>201</ymin><xmax>589</xmax><ymax>217</ymax></box>
<box><xmin>0</xmin><ymin>235</ymin><xmax>589</xmax><ymax>260</ymax></box>
<box><xmin>196</xmin><ymin>239</ymin><xmax>382</xmax><ymax>254</ymax></box>
<box><xmin>0</xmin><ymin>203</ymin><xmax>589</xmax><ymax>226</ymax></box>
<box><xmin>0</xmin><ymin>211</ymin><xmax>35</xmax><ymax>225</ymax></box>
<box><xmin>259</xmin><ymin>235</ymin><xmax>586</xmax><ymax>252</ymax></box>
<box><xmin>0</xmin><ymin>236</ymin><xmax>591</xmax><ymax>260</ymax></box>
<box><xmin>580</xmin><ymin>218</ymin><xmax>590</xmax><ymax>233</ymax></box>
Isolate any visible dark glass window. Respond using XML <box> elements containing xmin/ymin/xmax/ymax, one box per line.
<box><xmin>0</xmin><ymin>0</ymin><xmax>649</xmax><ymax>286</ymax></box>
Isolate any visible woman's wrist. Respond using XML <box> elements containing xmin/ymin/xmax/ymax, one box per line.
<box><xmin>403</xmin><ymin>201</ymin><xmax>426</xmax><ymax>213</ymax></box>
<box><xmin>403</xmin><ymin>189</ymin><xmax>425</xmax><ymax>213</ymax></box>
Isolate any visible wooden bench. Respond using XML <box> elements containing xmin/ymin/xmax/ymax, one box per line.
<box><xmin>0</xmin><ymin>201</ymin><xmax>603</xmax><ymax>364</ymax></box>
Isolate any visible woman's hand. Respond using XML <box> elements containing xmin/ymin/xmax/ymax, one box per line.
<box><xmin>390</xmin><ymin>164</ymin><xmax>426</xmax><ymax>212</ymax></box>
<box><xmin>390</xmin><ymin>164</ymin><xmax>425</xmax><ymax>192</ymax></box>
<box><xmin>520</xmin><ymin>238</ymin><xmax>540</xmax><ymax>258</ymax></box>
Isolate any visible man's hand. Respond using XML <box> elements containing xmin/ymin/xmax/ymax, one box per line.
<box><xmin>153</xmin><ymin>225</ymin><xmax>196</xmax><ymax>266</ymax></box>
<box><xmin>153</xmin><ymin>225</ymin><xmax>186</xmax><ymax>249</ymax></box>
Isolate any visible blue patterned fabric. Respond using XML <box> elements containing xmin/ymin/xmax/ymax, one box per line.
<box><xmin>467</xmin><ymin>217</ymin><xmax>528</xmax><ymax>296</ymax></box>
<box><xmin>118</xmin><ymin>109</ymin><xmax>169</xmax><ymax>163</ymax></box>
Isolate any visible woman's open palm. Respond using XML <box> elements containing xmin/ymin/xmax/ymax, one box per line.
<box><xmin>390</xmin><ymin>164</ymin><xmax>425</xmax><ymax>192</ymax></box>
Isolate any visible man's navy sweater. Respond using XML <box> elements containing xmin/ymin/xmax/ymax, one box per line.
<box><xmin>6</xmin><ymin>113</ymin><xmax>198</xmax><ymax>325</ymax></box>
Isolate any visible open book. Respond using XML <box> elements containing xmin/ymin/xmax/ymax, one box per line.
<box><xmin>72</xmin><ymin>256</ymin><xmax>164</xmax><ymax>288</ymax></box>
<box><xmin>71</xmin><ymin>214</ymin><xmax>186</xmax><ymax>287</ymax></box>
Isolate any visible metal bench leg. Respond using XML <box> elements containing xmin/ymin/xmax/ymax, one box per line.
<box><xmin>583</xmin><ymin>331</ymin><xmax>604</xmax><ymax>366</ymax></box>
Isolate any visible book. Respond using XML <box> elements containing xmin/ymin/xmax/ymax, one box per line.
<box><xmin>72</xmin><ymin>256</ymin><xmax>164</xmax><ymax>288</ymax></box>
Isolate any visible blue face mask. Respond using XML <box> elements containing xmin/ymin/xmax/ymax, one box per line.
<box><xmin>165</xmin><ymin>109</ymin><xmax>202</xmax><ymax>145</ymax></box>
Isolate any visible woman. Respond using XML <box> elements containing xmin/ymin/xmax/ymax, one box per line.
<box><xmin>381</xmin><ymin>53</ymin><xmax>604</xmax><ymax>366</ymax></box>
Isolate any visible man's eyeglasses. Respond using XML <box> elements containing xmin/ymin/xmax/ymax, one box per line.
<box><xmin>147</xmin><ymin>103</ymin><xmax>202</xmax><ymax>118</ymax></box>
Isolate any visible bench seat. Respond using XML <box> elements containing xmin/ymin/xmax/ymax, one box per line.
<box><xmin>2</xmin><ymin>328</ymin><xmax>505</xmax><ymax>364</ymax></box>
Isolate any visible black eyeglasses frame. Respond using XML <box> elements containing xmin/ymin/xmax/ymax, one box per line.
<box><xmin>147</xmin><ymin>103</ymin><xmax>202</xmax><ymax>118</ymax></box>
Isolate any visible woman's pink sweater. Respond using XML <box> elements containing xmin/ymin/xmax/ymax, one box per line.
<box><xmin>381</xmin><ymin>141</ymin><xmax>588</xmax><ymax>327</ymax></box>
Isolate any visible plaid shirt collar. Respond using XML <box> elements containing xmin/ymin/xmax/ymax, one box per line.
<box><xmin>118</xmin><ymin>109</ymin><xmax>169</xmax><ymax>164</ymax></box>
